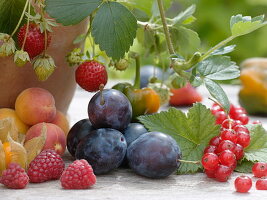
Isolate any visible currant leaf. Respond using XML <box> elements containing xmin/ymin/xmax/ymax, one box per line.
<box><xmin>235</xmin><ymin>159</ymin><xmax>253</xmax><ymax>173</ymax></box>
<box><xmin>92</xmin><ymin>2</ymin><xmax>137</xmax><ymax>60</ymax></box>
<box><xmin>230</xmin><ymin>14</ymin><xmax>267</xmax><ymax>37</ymax></box>
<box><xmin>45</xmin><ymin>0</ymin><xmax>102</xmax><ymax>26</ymax></box>
<box><xmin>138</xmin><ymin>103</ymin><xmax>220</xmax><ymax>174</ymax></box>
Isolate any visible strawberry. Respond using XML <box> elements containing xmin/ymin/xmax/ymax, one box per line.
<box><xmin>17</xmin><ymin>23</ymin><xmax>51</xmax><ymax>59</ymax></box>
<box><xmin>0</xmin><ymin>33</ymin><xmax>16</xmax><ymax>57</ymax></box>
<box><xmin>75</xmin><ymin>61</ymin><xmax>108</xmax><ymax>92</ymax></box>
<box><xmin>169</xmin><ymin>83</ymin><xmax>202</xmax><ymax>106</ymax></box>
<box><xmin>33</xmin><ymin>54</ymin><xmax>56</xmax><ymax>81</ymax></box>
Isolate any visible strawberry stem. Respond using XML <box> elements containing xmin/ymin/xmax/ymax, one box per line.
<box><xmin>130</xmin><ymin>52</ymin><xmax>141</xmax><ymax>89</ymax></box>
<box><xmin>9</xmin><ymin>0</ymin><xmax>30</xmax><ymax>39</ymax></box>
<box><xmin>21</xmin><ymin>1</ymin><xmax>31</xmax><ymax>51</ymax></box>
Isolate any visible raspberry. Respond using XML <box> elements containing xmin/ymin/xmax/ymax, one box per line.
<box><xmin>60</xmin><ymin>159</ymin><xmax>96</xmax><ymax>189</ymax></box>
<box><xmin>27</xmin><ymin>149</ymin><xmax>65</xmax><ymax>183</ymax></box>
<box><xmin>256</xmin><ymin>177</ymin><xmax>267</xmax><ymax>190</ymax></box>
<box><xmin>0</xmin><ymin>163</ymin><xmax>29</xmax><ymax>189</ymax></box>
<box><xmin>252</xmin><ymin>162</ymin><xmax>267</xmax><ymax>178</ymax></box>
<box><xmin>234</xmin><ymin>176</ymin><xmax>252</xmax><ymax>193</ymax></box>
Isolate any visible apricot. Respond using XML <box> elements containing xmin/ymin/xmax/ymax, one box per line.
<box><xmin>25</xmin><ymin>123</ymin><xmax>66</xmax><ymax>155</ymax></box>
<box><xmin>15</xmin><ymin>88</ymin><xmax>57</xmax><ymax>125</ymax></box>
<box><xmin>51</xmin><ymin>111</ymin><xmax>69</xmax><ymax>136</ymax></box>
<box><xmin>0</xmin><ymin>108</ymin><xmax>29</xmax><ymax>134</ymax></box>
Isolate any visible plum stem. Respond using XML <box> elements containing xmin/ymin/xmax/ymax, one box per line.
<box><xmin>99</xmin><ymin>84</ymin><xmax>105</xmax><ymax>105</ymax></box>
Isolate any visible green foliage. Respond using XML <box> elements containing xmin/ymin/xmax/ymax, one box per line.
<box><xmin>244</xmin><ymin>124</ymin><xmax>267</xmax><ymax>163</ymax></box>
<box><xmin>235</xmin><ymin>159</ymin><xmax>253</xmax><ymax>173</ymax></box>
<box><xmin>45</xmin><ymin>0</ymin><xmax>102</xmax><ymax>26</ymax></box>
<box><xmin>211</xmin><ymin>45</ymin><xmax>236</xmax><ymax>56</ymax></box>
<box><xmin>0</xmin><ymin>0</ymin><xmax>27</xmax><ymax>34</ymax></box>
<box><xmin>169</xmin><ymin>4</ymin><xmax>196</xmax><ymax>26</ymax></box>
<box><xmin>138</xmin><ymin>103</ymin><xmax>220</xmax><ymax>174</ymax></box>
<box><xmin>230</xmin><ymin>14</ymin><xmax>266</xmax><ymax>37</ymax></box>
<box><xmin>92</xmin><ymin>2</ymin><xmax>137</xmax><ymax>60</ymax></box>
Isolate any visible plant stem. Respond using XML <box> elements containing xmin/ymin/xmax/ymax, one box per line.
<box><xmin>10</xmin><ymin>0</ymin><xmax>29</xmax><ymax>38</ymax></box>
<box><xmin>178</xmin><ymin>159</ymin><xmax>200</xmax><ymax>164</ymax></box>
<box><xmin>201</xmin><ymin>36</ymin><xmax>235</xmax><ymax>61</ymax></box>
<box><xmin>40</xmin><ymin>7</ymin><xmax>47</xmax><ymax>56</ymax></box>
<box><xmin>132</xmin><ymin>53</ymin><xmax>141</xmax><ymax>89</ymax></box>
<box><xmin>157</xmin><ymin>0</ymin><xmax>175</xmax><ymax>55</ymax></box>
<box><xmin>22</xmin><ymin>2</ymin><xmax>31</xmax><ymax>50</ymax></box>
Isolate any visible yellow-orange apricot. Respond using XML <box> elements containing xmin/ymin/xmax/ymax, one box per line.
<box><xmin>51</xmin><ymin>111</ymin><xmax>69</xmax><ymax>136</ymax></box>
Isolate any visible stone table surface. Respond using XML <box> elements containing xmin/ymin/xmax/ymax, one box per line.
<box><xmin>1</xmin><ymin>84</ymin><xmax>267</xmax><ymax>200</ymax></box>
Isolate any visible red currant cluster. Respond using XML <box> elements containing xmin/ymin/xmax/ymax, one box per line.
<box><xmin>234</xmin><ymin>163</ymin><xmax>267</xmax><ymax>193</ymax></box>
<box><xmin>201</xmin><ymin>103</ymin><xmax>251</xmax><ymax>182</ymax></box>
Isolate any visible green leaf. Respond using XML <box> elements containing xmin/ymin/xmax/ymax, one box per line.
<box><xmin>204</xmin><ymin>78</ymin><xmax>230</xmax><ymax>112</ymax></box>
<box><xmin>235</xmin><ymin>159</ymin><xmax>253</xmax><ymax>173</ymax></box>
<box><xmin>127</xmin><ymin>0</ymin><xmax>154</xmax><ymax>16</ymax></box>
<box><xmin>152</xmin><ymin>0</ymin><xmax>172</xmax><ymax>17</ymax></box>
<box><xmin>170</xmin><ymin>4</ymin><xmax>196</xmax><ymax>25</ymax></box>
<box><xmin>45</xmin><ymin>0</ymin><xmax>102</xmax><ymax>26</ymax></box>
<box><xmin>244</xmin><ymin>124</ymin><xmax>267</xmax><ymax>163</ymax></box>
<box><xmin>197</xmin><ymin>56</ymin><xmax>240</xmax><ymax>80</ymax></box>
<box><xmin>170</xmin><ymin>26</ymin><xmax>201</xmax><ymax>59</ymax></box>
<box><xmin>73</xmin><ymin>34</ymin><xmax>86</xmax><ymax>44</ymax></box>
<box><xmin>211</xmin><ymin>45</ymin><xmax>236</xmax><ymax>55</ymax></box>
<box><xmin>138</xmin><ymin>103</ymin><xmax>220</xmax><ymax>174</ymax></box>
<box><xmin>0</xmin><ymin>0</ymin><xmax>27</xmax><ymax>34</ymax></box>
<box><xmin>230</xmin><ymin>14</ymin><xmax>267</xmax><ymax>37</ymax></box>
<box><xmin>92</xmin><ymin>2</ymin><xmax>137</xmax><ymax>60</ymax></box>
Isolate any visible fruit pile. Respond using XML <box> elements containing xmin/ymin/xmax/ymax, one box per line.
<box><xmin>202</xmin><ymin>103</ymin><xmax>251</xmax><ymax>182</ymax></box>
<box><xmin>0</xmin><ymin>87</ymin><xmax>69</xmax><ymax>175</ymax></box>
<box><xmin>67</xmin><ymin>87</ymin><xmax>181</xmax><ymax>178</ymax></box>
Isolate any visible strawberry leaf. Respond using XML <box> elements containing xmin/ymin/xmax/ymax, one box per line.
<box><xmin>138</xmin><ymin>103</ymin><xmax>220</xmax><ymax>174</ymax></box>
<box><xmin>92</xmin><ymin>2</ymin><xmax>137</xmax><ymax>60</ymax></box>
<box><xmin>170</xmin><ymin>4</ymin><xmax>196</xmax><ymax>26</ymax></box>
<box><xmin>243</xmin><ymin>124</ymin><xmax>267</xmax><ymax>162</ymax></box>
<box><xmin>45</xmin><ymin>0</ymin><xmax>102</xmax><ymax>26</ymax></box>
<box><xmin>0</xmin><ymin>0</ymin><xmax>28</xmax><ymax>34</ymax></box>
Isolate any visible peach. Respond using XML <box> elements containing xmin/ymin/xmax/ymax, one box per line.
<box><xmin>0</xmin><ymin>108</ymin><xmax>29</xmax><ymax>134</ymax></box>
<box><xmin>25</xmin><ymin>123</ymin><xmax>66</xmax><ymax>155</ymax></box>
<box><xmin>51</xmin><ymin>111</ymin><xmax>69</xmax><ymax>136</ymax></box>
<box><xmin>15</xmin><ymin>88</ymin><xmax>57</xmax><ymax>125</ymax></box>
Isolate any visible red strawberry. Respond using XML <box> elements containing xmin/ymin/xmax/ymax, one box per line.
<box><xmin>75</xmin><ymin>61</ymin><xmax>108</xmax><ymax>92</ymax></box>
<box><xmin>169</xmin><ymin>83</ymin><xmax>202</xmax><ymax>106</ymax></box>
<box><xmin>17</xmin><ymin>23</ymin><xmax>51</xmax><ymax>58</ymax></box>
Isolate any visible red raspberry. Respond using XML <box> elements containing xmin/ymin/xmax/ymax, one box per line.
<box><xmin>75</xmin><ymin>61</ymin><xmax>108</xmax><ymax>92</ymax></box>
<box><xmin>60</xmin><ymin>159</ymin><xmax>96</xmax><ymax>189</ymax></box>
<box><xmin>17</xmin><ymin>23</ymin><xmax>51</xmax><ymax>58</ymax></box>
<box><xmin>0</xmin><ymin>163</ymin><xmax>29</xmax><ymax>189</ymax></box>
<box><xmin>27</xmin><ymin>149</ymin><xmax>65</xmax><ymax>183</ymax></box>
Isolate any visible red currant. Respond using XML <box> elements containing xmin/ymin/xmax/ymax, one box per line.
<box><xmin>234</xmin><ymin>125</ymin><xmax>249</xmax><ymax>134</ymax></box>
<box><xmin>233</xmin><ymin>144</ymin><xmax>244</xmax><ymax>160</ymax></box>
<box><xmin>211</xmin><ymin>105</ymin><xmax>223</xmax><ymax>115</ymax></box>
<box><xmin>252</xmin><ymin>120</ymin><xmax>262</xmax><ymax>125</ymax></box>
<box><xmin>204</xmin><ymin>145</ymin><xmax>217</xmax><ymax>154</ymax></box>
<box><xmin>209</xmin><ymin>136</ymin><xmax>221</xmax><ymax>146</ymax></box>
<box><xmin>221</xmin><ymin>119</ymin><xmax>236</xmax><ymax>129</ymax></box>
<box><xmin>234</xmin><ymin>176</ymin><xmax>252</xmax><ymax>193</ymax></box>
<box><xmin>214</xmin><ymin>165</ymin><xmax>232</xmax><ymax>182</ymax></box>
<box><xmin>219</xmin><ymin>150</ymin><xmax>236</xmax><ymax>167</ymax></box>
<box><xmin>235</xmin><ymin>113</ymin><xmax>249</xmax><ymax>125</ymax></box>
<box><xmin>201</xmin><ymin>153</ymin><xmax>219</xmax><ymax>170</ymax></box>
<box><xmin>237</xmin><ymin>131</ymin><xmax>250</xmax><ymax>148</ymax></box>
<box><xmin>256</xmin><ymin>177</ymin><xmax>267</xmax><ymax>190</ymax></box>
<box><xmin>215</xmin><ymin>111</ymin><xmax>227</xmax><ymax>124</ymax></box>
<box><xmin>220</xmin><ymin>129</ymin><xmax>238</xmax><ymax>143</ymax></box>
<box><xmin>205</xmin><ymin>169</ymin><xmax>216</xmax><ymax>178</ymax></box>
<box><xmin>252</xmin><ymin>162</ymin><xmax>267</xmax><ymax>178</ymax></box>
<box><xmin>216</xmin><ymin>140</ymin><xmax>236</xmax><ymax>154</ymax></box>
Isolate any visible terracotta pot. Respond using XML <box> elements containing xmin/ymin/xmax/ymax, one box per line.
<box><xmin>0</xmin><ymin>20</ymin><xmax>88</xmax><ymax>114</ymax></box>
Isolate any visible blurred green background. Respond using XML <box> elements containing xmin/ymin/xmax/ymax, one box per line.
<box><xmin>100</xmin><ymin>0</ymin><xmax>267</xmax><ymax>79</ymax></box>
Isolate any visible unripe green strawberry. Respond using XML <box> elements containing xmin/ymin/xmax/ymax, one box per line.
<box><xmin>14</xmin><ymin>50</ymin><xmax>30</xmax><ymax>67</ymax></box>
<box><xmin>33</xmin><ymin>54</ymin><xmax>56</xmax><ymax>81</ymax></box>
<box><xmin>0</xmin><ymin>33</ymin><xmax>16</xmax><ymax>57</ymax></box>
<box><xmin>114</xmin><ymin>59</ymin><xmax>129</xmax><ymax>71</ymax></box>
<box><xmin>66</xmin><ymin>48</ymin><xmax>83</xmax><ymax>66</ymax></box>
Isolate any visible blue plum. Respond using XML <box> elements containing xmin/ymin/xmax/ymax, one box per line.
<box><xmin>75</xmin><ymin>128</ymin><xmax>127</xmax><ymax>175</ymax></box>
<box><xmin>127</xmin><ymin>132</ymin><xmax>181</xmax><ymax>178</ymax></box>
<box><xmin>123</xmin><ymin>123</ymin><xmax>148</xmax><ymax>146</ymax></box>
<box><xmin>67</xmin><ymin>119</ymin><xmax>94</xmax><ymax>157</ymax></box>
<box><xmin>88</xmin><ymin>89</ymin><xmax>132</xmax><ymax>131</ymax></box>
<box><xmin>140</xmin><ymin>65</ymin><xmax>163</xmax><ymax>88</ymax></box>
